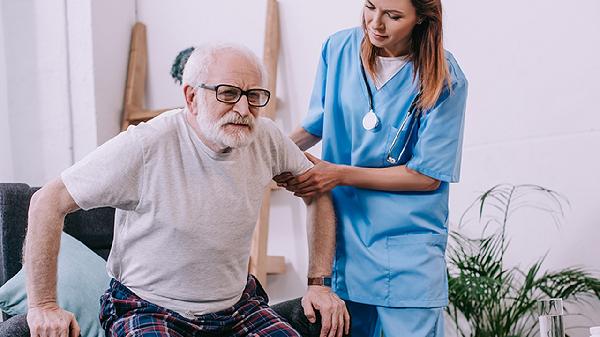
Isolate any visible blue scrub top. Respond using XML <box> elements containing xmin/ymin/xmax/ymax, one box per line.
<box><xmin>302</xmin><ymin>28</ymin><xmax>468</xmax><ymax>307</ymax></box>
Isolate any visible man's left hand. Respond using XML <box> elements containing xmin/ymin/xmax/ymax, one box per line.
<box><xmin>301</xmin><ymin>285</ymin><xmax>350</xmax><ymax>337</ymax></box>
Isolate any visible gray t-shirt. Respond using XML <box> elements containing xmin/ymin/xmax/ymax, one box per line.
<box><xmin>61</xmin><ymin>109</ymin><xmax>312</xmax><ymax>315</ymax></box>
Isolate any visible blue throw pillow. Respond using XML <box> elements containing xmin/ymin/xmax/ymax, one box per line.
<box><xmin>0</xmin><ymin>232</ymin><xmax>110</xmax><ymax>337</ymax></box>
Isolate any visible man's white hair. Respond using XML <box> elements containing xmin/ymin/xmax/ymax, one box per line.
<box><xmin>182</xmin><ymin>43</ymin><xmax>267</xmax><ymax>88</ymax></box>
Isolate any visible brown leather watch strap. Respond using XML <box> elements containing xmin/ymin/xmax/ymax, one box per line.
<box><xmin>307</xmin><ymin>276</ymin><xmax>332</xmax><ymax>287</ymax></box>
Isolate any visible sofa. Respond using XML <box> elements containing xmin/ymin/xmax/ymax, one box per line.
<box><xmin>0</xmin><ymin>183</ymin><xmax>321</xmax><ymax>336</ymax></box>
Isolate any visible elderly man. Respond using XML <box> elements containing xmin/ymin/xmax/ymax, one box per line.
<box><xmin>24</xmin><ymin>44</ymin><xmax>349</xmax><ymax>337</ymax></box>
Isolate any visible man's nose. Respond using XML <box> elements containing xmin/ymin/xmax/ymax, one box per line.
<box><xmin>234</xmin><ymin>95</ymin><xmax>252</xmax><ymax>117</ymax></box>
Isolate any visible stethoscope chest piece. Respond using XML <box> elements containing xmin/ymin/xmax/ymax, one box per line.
<box><xmin>362</xmin><ymin>109</ymin><xmax>380</xmax><ymax>131</ymax></box>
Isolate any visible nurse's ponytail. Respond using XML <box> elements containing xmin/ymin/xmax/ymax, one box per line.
<box><xmin>361</xmin><ymin>0</ymin><xmax>451</xmax><ymax>111</ymax></box>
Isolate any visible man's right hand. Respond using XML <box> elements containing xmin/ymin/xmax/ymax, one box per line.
<box><xmin>27</xmin><ymin>305</ymin><xmax>81</xmax><ymax>337</ymax></box>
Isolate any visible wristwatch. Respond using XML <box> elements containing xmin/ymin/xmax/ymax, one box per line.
<box><xmin>307</xmin><ymin>276</ymin><xmax>332</xmax><ymax>287</ymax></box>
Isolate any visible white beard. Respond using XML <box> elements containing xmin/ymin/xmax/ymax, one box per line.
<box><xmin>196</xmin><ymin>107</ymin><xmax>258</xmax><ymax>149</ymax></box>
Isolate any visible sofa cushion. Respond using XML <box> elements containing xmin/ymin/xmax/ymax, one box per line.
<box><xmin>0</xmin><ymin>232</ymin><xmax>110</xmax><ymax>337</ymax></box>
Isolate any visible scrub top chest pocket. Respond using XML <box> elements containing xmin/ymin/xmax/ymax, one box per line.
<box><xmin>351</xmin><ymin>123</ymin><xmax>401</xmax><ymax>168</ymax></box>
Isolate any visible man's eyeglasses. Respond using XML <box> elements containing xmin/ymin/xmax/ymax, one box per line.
<box><xmin>197</xmin><ymin>84</ymin><xmax>271</xmax><ymax>108</ymax></box>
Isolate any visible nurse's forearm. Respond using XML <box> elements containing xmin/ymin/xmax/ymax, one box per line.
<box><xmin>304</xmin><ymin>193</ymin><xmax>335</xmax><ymax>277</ymax></box>
<box><xmin>290</xmin><ymin>127</ymin><xmax>321</xmax><ymax>151</ymax></box>
<box><xmin>339</xmin><ymin>165</ymin><xmax>440</xmax><ymax>192</ymax></box>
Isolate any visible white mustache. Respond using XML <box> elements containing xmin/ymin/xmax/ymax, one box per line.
<box><xmin>218</xmin><ymin>113</ymin><xmax>255</xmax><ymax>129</ymax></box>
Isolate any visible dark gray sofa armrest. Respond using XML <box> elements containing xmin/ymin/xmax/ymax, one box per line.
<box><xmin>0</xmin><ymin>183</ymin><xmax>115</xmax><ymax>323</ymax></box>
<box><xmin>0</xmin><ymin>183</ymin><xmax>33</xmax><ymax>287</ymax></box>
<box><xmin>0</xmin><ymin>183</ymin><xmax>115</xmax><ymax>285</ymax></box>
<box><xmin>0</xmin><ymin>313</ymin><xmax>29</xmax><ymax>337</ymax></box>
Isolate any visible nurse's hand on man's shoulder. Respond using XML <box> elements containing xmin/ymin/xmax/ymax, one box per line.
<box><xmin>274</xmin><ymin>153</ymin><xmax>342</xmax><ymax>198</ymax></box>
<box><xmin>302</xmin><ymin>285</ymin><xmax>350</xmax><ymax>337</ymax></box>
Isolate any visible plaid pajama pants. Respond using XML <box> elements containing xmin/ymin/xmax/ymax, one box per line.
<box><xmin>99</xmin><ymin>275</ymin><xmax>300</xmax><ymax>337</ymax></box>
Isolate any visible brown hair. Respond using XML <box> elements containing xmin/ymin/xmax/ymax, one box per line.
<box><xmin>360</xmin><ymin>0</ymin><xmax>450</xmax><ymax>110</ymax></box>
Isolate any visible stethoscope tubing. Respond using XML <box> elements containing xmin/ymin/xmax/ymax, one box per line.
<box><xmin>359</xmin><ymin>58</ymin><xmax>421</xmax><ymax>164</ymax></box>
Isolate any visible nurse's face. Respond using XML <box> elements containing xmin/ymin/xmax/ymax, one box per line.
<box><xmin>363</xmin><ymin>0</ymin><xmax>419</xmax><ymax>57</ymax></box>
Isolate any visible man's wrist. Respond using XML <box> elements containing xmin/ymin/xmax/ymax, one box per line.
<box><xmin>307</xmin><ymin>276</ymin><xmax>332</xmax><ymax>287</ymax></box>
<box><xmin>29</xmin><ymin>300</ymin><xmax>60</xmax><ymax>310</ymax></box>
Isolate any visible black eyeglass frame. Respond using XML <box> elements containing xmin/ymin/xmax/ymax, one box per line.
<box><xmin>197</xmin><ymin>83</ymin><xmax>271</xmax><ymax>108</ymax></box>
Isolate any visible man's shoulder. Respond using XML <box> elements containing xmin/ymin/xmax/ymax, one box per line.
<box><xmin>251</xmin><ymin>117</ymin><xmax>289</xmax><ymax>154</ymax></box>
<box><xmin>126</xmin><ymin>108</ymin><xmax>185</xmax><ymax>144</ymax></box>
<box><xmin>254</xmin><ymin>117</ymin><xmax>284</xmax><ymax>140</ymax></box>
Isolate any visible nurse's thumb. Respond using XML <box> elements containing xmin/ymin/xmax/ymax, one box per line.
<box><xmin>305</xmin><ymin>152</ymin><xmax>319</xmax><ymax>164</ymax></box>
<box><xmin>304</xmin><ymin>304</ymin><xmax>317</xmax><ymax>324</ymax></box>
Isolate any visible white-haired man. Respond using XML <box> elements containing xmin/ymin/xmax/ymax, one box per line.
<box><xmin>24</xmin><ymin>44</ymin><xmax>350</xmax><ymax>337</ymax></box>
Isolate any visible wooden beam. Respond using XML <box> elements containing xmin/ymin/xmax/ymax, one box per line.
<box><xmin>267</xmin><ymin>256</ymin><xmax>286</xmax><ymax>275</ymax></box>
<box><xmin>261</xmin><ymin>0</ymin><xmax>280</xmax><ymax>120</ymax></box>
<box><xmin>121</xmin><ymin>22</ymin><xmax>165</xmax><ymax>131</ymax></box>
<box><xmin>249</xmin><ymin>188</ymin><xmax>273</xmax><ymax>284</ymax></box>
<box><xmin>249</xmin><ymin>0</ymin><xmax>282</xmax><ymax>286</ymax></box>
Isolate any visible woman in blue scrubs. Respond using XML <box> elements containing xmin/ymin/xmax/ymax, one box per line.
<box><xmin>276</xmin><ymin>0</ymin><xmax>468</xmax><ymax>336</ymax></box>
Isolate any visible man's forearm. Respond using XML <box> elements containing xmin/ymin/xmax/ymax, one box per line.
<box><xmin>25</xmin><ymin>180</ymin><xmax>78</xmax><ymax>308</ymax></box>
<box><xmin>305</xmin><ymin>193</ymin><xmax>335</xmax><ymax>277</ymax></box>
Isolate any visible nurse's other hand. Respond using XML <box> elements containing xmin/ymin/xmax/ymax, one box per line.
<box><xmin>302</xmin><ymin>286</ymin><xmax>350</xmax><ymax>337</ymax></box>
<box><xmin>273</xmin><ymin>172</ymin><xmax>295</xmax><ymax>187</ymax></box>
<box><xmin>289</xmin><ymin>153</ymin><xmax>341</xmax><ymax>198</ymax></box>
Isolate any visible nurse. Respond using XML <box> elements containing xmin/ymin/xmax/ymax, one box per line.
<box><xmin>276</xmin><ymin>0</ymin><xmax>468</xmax><ymax>336</ymax></box>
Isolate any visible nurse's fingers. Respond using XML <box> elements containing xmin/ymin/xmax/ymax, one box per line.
<box><xmin>304</xmin><ymin>152</ymin><xmax>320</xmax><ymax>164</ymax></box>
<box><xmin>273</xmin><ymin>172</ymin><xmax>294</xmax><ymax>183</ymax></box>
<box><xmin>294</xmin><ymin>171</ymin><xmax>313</xmax><ymax>184</ymax></box>
<box><xmin>294</xmin><ymin>189</ymin><xmax>318</xmax><ymax>198</ymax></box>
<box><xmin>289</xmin><ymin>178</ymin><xmax>317</xmax><ymax>191</ymax></box>
<box><xmin>286</xmin><ymin>180</ymin><xmax>314</xmax><ymax>193</ymax></box>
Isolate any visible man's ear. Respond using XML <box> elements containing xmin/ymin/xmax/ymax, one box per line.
<box><xmin>184</xmin><ymin>84</ymin><xmax>197</xmax><ymax>115</ymax></box>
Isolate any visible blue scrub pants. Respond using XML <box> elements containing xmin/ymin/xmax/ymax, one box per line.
<box><xmin>346</xmin><ymin>300</ymin><xmax>445</xmax><ymax>337</ymax></box>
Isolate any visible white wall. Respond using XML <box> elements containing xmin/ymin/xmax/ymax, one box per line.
<box><xmin>444</xmin><ymin>1</ymin><xmax>600</xmax><ymax>334</ymax></box>
<box><xmin>66</xmin><ymin>0</ymin><xmax>136</xmax><ymax>160</ymax></box>
<box><xmin>0</xmin><ymin>0</ymin><xmax>72</xmax><ymax>186</ymax></box>
<box><xmin>65</xmin><ymin>0</ymin><xmax>98</xmax><ymax>162</ymax></box>
<box><xmin>0</xmin><ymin>0</ymin><xmax>135</xmax><ymax>183</ymax></box>
<box><xmin>91</xmin><ymin>0</ymin><xmax>136</xmax><ymax>145</ymax></box>
<box><xmin>0</xmin><ymin>2</ymin><xmax>13</xmax><ymax>182</ymax></box>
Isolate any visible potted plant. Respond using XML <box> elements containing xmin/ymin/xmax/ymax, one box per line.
<box><xmin>447</xmin><ymin>184</ymin><xmax>600</xmax><ymax>337</ymax></box>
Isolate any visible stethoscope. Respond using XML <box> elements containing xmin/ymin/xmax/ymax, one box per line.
<box><xmin>359</xmin><ymin>59</ymin><xmax>422</xmax><ymax>164</ymax></box>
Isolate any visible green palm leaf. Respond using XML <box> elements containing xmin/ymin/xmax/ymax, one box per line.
<box><xmin>447</xmin><ymin>184</ymin><xmax>600</xmax><ymax>337</ymax></box>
